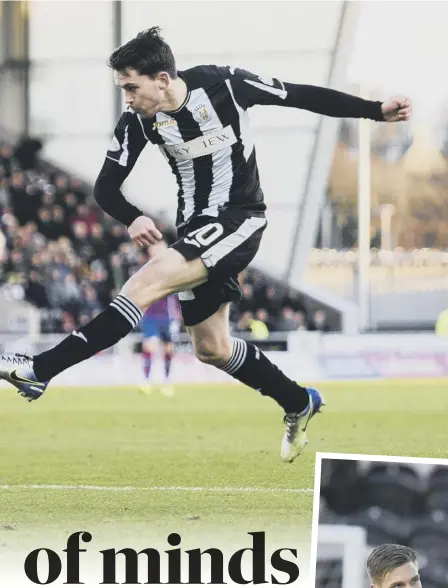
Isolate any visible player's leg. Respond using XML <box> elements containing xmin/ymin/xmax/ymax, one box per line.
<box><xmin>186</xmin><ymin>300</ymin><xmax>304</xmax><ymax>410</ymax></box>
<box><xmin>155</xmin><ymin>319</ymin><xmax>174</xmax><ymax>396</ymax></box>
<box><xmin>159</xmin><ymin>338</ymin><xmax>174</xmax><ymax>396</ymax></box>
<box><xmin>140</xmin><ymin>315</ymin><xmax>159</xmax><ymax>386</ymax></box>
<box><xmin>162</xmin><ymin>342</ymin><xmax>174</xmax><ymax>380</ymax></box>
<box><xmin>0</xmin><ymin>247</ymin><xmax>207</xmax><ymax>400</ymax></box>
<box><xmin>142</xmin><ymin>339</ymin><xmax>155</xmax><ymax>380</ymax></box>
<box><xmin>172</xmin><ymin>209</ymin><xmax>324</xmax><ymax>462</ymax></box>
<box><xmin>140</xmin><ymin>335</ymin><xmax>159</xmax><ymax>394</ymax></box>
<box><xmin>183</xmin><ymin>293</ymin><xmax>324</xmax><ymax>462</ymax></box>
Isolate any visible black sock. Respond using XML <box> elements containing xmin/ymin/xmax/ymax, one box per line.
<box><xmin>33</xmin><ymin>294</ymin><xmax>143</xmax><ymax>381</ymax></box>
<box><xmin>220</xmin><ymin>338</ymin><xmax>309</xmax><ymax>413</ymax></box>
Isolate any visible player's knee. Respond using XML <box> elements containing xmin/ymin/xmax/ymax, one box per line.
<box><xmin>194</xmin><ymin>340</ymin><xmax>232</xmax><ymax>367</ymax></box>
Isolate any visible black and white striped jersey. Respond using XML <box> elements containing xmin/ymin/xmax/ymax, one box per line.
<box><xmin>95</xmin><ymin>65</ymin><xmax>383</xmax><ymax>227</ymax></box>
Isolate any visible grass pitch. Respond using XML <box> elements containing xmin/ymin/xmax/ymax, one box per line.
<box><xmin>0</xmin><ymin>379</ymin><xmax>447</xmax><ymax>546</ymax></box>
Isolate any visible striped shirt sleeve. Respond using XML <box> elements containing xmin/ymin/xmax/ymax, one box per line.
<box><xmin>93</xmin><ymin>110</ymin><xmax>149</xmax><ymax>226</ymax></box>
<box><xmin>228</xmin><ymin>67</ymin><xmax>384</xmax><ymax>121</ymax></box>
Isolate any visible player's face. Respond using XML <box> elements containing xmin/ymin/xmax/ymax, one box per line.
<box><xmin>115</xmin><ymin>69</ymin><xmax>169</xmax><ymax>117</ymax></box>
<box><xmin>373</xmin><ymin>562</ymin><xmax>422</xmax><ymax>588</ymax></box>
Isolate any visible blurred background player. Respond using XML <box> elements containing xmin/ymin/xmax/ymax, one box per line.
<box><xmin>140</xmin><ymin>239</ymin><xmax>180</xmax><ymax>396</ymax></box>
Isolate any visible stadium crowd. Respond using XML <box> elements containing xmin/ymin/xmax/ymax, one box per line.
<box><xmin>0</xmin><ymin>139</ymin><xmax>325</xmax><ymax>335</ymax></box>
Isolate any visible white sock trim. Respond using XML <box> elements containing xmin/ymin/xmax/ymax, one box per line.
<box><xmin>221</xmin><ymin>338</ymin><xmax>248</xmax><ymax>375</ymax></box>
<box><xmin>110</xmin><ymin>294</ymin><xmax>143</xmax><ymax>328</ymax></box>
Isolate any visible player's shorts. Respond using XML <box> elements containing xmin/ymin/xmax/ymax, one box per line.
<box><xmin>141</xmin><ymin>317</ymin><xmax>172</xmax><ymax>343</ymax></box>
<box><xmin>170</xmin><ymin>207</ymin><xmax>267</xmax><ymax>327</ymax></box>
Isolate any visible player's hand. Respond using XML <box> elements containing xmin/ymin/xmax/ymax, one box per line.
<box><xmin>128</xmin><ymin>216</ymin><xmax>163</xmax><ymax>247</ymax></box>
<box><xmin>381</xmin><ymin>96</ymin><xmax>412</xmax><ymax>122</ymax></box>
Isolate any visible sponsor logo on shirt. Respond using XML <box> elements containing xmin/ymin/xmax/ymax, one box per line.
<box><xmin>163</xmin><ymin>125</ymin><xmax>237</xmax><ymax>160</ymax></box>
<box><xmin>152</xmin><ymin>118</ymin><xmax>177</xmax><ymax>130</ymax></box>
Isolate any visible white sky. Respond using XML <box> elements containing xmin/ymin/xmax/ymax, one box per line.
<box><xmin>348</xmin><ymin>1</ymin><xmax>448</xmax><ymax>122</ymax></box>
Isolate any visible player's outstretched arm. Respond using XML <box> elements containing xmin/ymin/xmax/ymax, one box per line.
<box><xmin>229</xmin><ymin>68</ymin><xmax>411</xmax><ymax>122</ymax></box>
<box><xmin>280</xmin><ymin>83</ymin><xmax>412</xmax><ymax>122</ymax></box>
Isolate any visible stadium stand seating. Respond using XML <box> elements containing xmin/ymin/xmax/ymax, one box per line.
<box><xmin>0</xmin><ymin>139</ymin><xmax>321</xmax><ymax>335</ymax></box>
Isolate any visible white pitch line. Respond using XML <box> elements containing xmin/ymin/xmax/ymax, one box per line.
<box><xmin>0</xmin><ymin>484</ymin><xmax>313</xmax><ymax>495</ymax></box>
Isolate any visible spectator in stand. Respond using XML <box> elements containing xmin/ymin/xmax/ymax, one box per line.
<box><xmin>14</xmin><ymin>135</ymin><xmax>43</xmax><ymax>170</ymax></box>
<box><xmin>250</xmin><ymin>311</ymin><xmax>270</xmax><ymax>339</ymax></box>
<box><xmin>234</xmin><ymin>310</ymin><xmax>269</xmax><ymax>339</ymax></box>
<box><xmin>5</xmin><ymin>249</ymin><xmax>28</xmax><ymax>275</ymax></box>
<box><xmin>69</xmin><ymin>177</ymin><xmax>88</xmax><ymax>204</ymax></box>
<box><xmin>51</xmin><ymin>206</ymin><xmax>71</xmax><ymax>240</ymax></box>
<box><xmin>69</xmin><ymin>203</ymin><xmax>98</xmax><ymax>230</ymax></box>
<box><xmin>262</xmin><ymin>285</ymin><xmax>283</xmax><ymax>321</ymax></box>
<box><xmin>255</xmin><ymin>308</ymin><xmax>275</xmax><ymax>333</ymax></box>
<box><xmin>53</xmin><ymin>174</ymin><xmax>70</xmax><ymax>202</ymax></box>
<box><xmin>36</xmin><ymin>208</ymin><xmax>54</xmax><ymax>240</ymax></box>
<box><xmin>3</xmin><ymin>273</ymin><xmax>26</xmax><ymax>301</ymax></box>
<box><xmin>238</xmin><ymin>283</ymin><xmax>255</xmax><ymax>314</ymax></box>
<box><xmin>106</xmin><ymin>223</ymin><xmax>128</xmax><ymax>252</ymax></box>
<box><xmin>62</xmin><ymin>192</ymin><xmax>79</xmax><ymax>217</ymax></box>
<box><xmin>0</xmin><ymin>145</ymin><xmax>14</xmax><ymax>179</ymax></box>
<box><xmin>20</xmin><ymin>222</ymin><xmax>42</xmax><ymax>254</ymax></box>
<box><xmin>46</xmin><ymin>269</ymin><xmax>81</xmax><ymax>316</ymax></box>
<box><xmin>41</xmin><ymin>188</ymin><xmax>56</xmax><ymax>209</ymax></box>
<box><xmin>235</xmin><ymin>311</ymin><xmax>253</xmax><ymax>334</ymax></box>
<box><xmin>89</xmin><ymin>263</ymin><xmax>110</xmax><ymax>306</ymax></box>
<box><xmin>294</xmin><ymin>310</ymin><xmax>308</xmax><ymax>331</ymax></box>
<box><xmin>89</xmin><ymin>222</ymin><xmax>109</xmax><ymax>261</ymax></box>
<box><xmin>25</xmin><ymin>270</ymin><xmax>50</xmax><ymax>309</ymax></box>
<box><xmin>0</xmin><ymin>178</ymin><xmax>10</xmax><ymax>209</ymax></box>
<box><xmin>282</xmin><ymin>287</ymin><xmax>307</xmax><ymax>315</ymax></box>
<box><xmin>9</xmin><ymin>171</ymin><xmax>39</xmax><ymax>226</ymax></box>
<box><xmin>309</xmin><ymin>309</ymin><xmax>330</xmax><ymax>332</ymax></box>
<box><xmin>276</xmin><ymin>307</ymin><xmax>299</xmax><ymax>332</ymax></box>
<box><xmin>109</xmin><ymin>252</ymin><xmax>126</xmax><ymax>295</ymax></box>
<box><xmin>72</xmin><ymin>221</ymin><xmax>95</xmax><ymax>260</ymax></box>
<box><xmin>61</xmin><ymin>311</ymin><xmax>76</xmax><ymax>334</ymax></box>
<box><xmin>81</xmin><ymin>283</ymin><xmax>102</xmax><ymax>317</ymax></box>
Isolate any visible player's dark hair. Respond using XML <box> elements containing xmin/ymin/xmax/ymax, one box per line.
<box><xmin>108</xmin><ymin>26</ymin><xmax>177</xmax><ymax>79</ymax></box>
<box><xmin>367</xmin><ymin>544</ymin><xmax>418</xmax><ymax>584</ymax></box>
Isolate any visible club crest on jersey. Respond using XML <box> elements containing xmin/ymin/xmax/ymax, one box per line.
<box><xmin>193</xmin><ymin>104</ymin><xmax>211</xmax><ymax>123</ymax></box>
<box><xmin>152</xmin><ymin>118</ymin><xmax>177</xmax><ymax>130</ymax></box>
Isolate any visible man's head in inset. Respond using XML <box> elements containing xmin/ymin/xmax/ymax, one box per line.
<box><xmin>367</xmin><ymin>544</ymin><xmax>421</xmax><ymax>588</ymax></box>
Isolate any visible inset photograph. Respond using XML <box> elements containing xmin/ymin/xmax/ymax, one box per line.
<box><xmin>311</xmin><ymin>453</ymin><xmax>448</xmax><ymax>588</ymax></box>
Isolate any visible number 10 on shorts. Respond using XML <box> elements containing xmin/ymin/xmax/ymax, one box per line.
<box><xmin>184</xmin><ymin>223</ymin><xmax>224</xmax><ymax>248</ymax></box>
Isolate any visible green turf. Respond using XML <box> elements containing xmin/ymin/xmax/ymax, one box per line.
<box><xmin>0</xmin><ymin>379</ymin><xmax>447</xmax><ymax>546</ymax></box>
